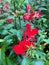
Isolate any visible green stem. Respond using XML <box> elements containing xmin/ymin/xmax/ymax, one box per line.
<box><xmin>19</xmin><ymin>16</ymin><xmax>21</xmax><ymax>28</ymax></box>
<box><xmin>14</xmin><ymin>17</ymin><xmax>17</xmax><ymax>29</ymax></box>
<box><xmin>13</xmin><ymin>1</ymin><xmax>17</xmax><ymax>29</ymax></box>
<box><xmin>1</xmin><ymin>47</ymin><xmax>7</xmax><ymax>65</ymax></box>
<box><xmin>13</xmin><ymin>1</ymin><xmax>16</xmax><ymax>12</ymax></box>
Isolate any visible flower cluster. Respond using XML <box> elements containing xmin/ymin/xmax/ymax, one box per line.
<box><xmin>23</xmin><ymin>4</ymin><xmax>43</xmax><ymax>21</ymax></box>
<box><xmin>12</xmin><ymin>23</ymin><xmax>38</xmax><ymax>55</ymax></box>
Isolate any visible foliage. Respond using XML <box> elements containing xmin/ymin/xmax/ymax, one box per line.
<box><xmin>0</xmin><ymin>0</ymin><xmax>49</xmax><ymax>65</ymax></box>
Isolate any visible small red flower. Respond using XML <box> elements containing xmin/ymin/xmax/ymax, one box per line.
<box><xmin>3</xmin><ymin>3</ymin><xmax>10</xmax><ymax>10</ymax></box>
<box><xmin>32</xmin><ymin>10</ymin><xmax>43</xmax><ymax>19</ymax></box>
<box><xmin>23</xmin><ymin>13</ymin><xmax>31</xmax><ymax>21</ymax></box>
<box><xmin>26</xmin><ymin>23</ymin><xmax>31</xmax><ymax>30</ymax></box>
<box><xmin>27</xmin><ymin>4</ymin><xmax>31</xmax><ymax>13</ymax></box>
<box><xmin>23</xmin><ymin>4</ymin><xmax>43</xmax><ymax>21</ymax></box>
<box><xmin>7</xmin><ymin>18</ymin><xmax>12</xmax><ymax>23</ymax></box>
<box><xmin>12</xmin><ymin>45</ymin><xmax>25</xmax><ymax>54</ymax></box>
<box><xmin>23</xmin><ymin>23</ymin><xmax>38</xmax><ymax>41</ymax></box>
<box><xmin>23</xmin><ymin>4</ymin><xmax>31</xmax><ymax>21</ymax></box>
<box><xmin>5</xmin><ymin>2</ymin><xmax>9</xmax><ymax>4</ymax></box>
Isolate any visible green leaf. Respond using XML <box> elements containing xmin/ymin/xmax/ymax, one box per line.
<box><xmin>16</xmin><ymin>30</ymin><xmax>22</xmax><ymax>40</ymax></box>
<box><xmin>0</xmin><ymin>5</ymin><xmax>2</xmax><ymax>8</ymax></box>
<box><xmin>4</xmin><ymin>0</ymin><xmax>11</xmax><ymax>2</ymax></box>
<box><xmin>3</xmin><ymin>24</ymin><xmax>14</xmax><ymax>29</ymax></box>
<box><xmin>43</xmin><ymin>39</ymin><xmax>49</xmax><ymax>43</ymax></box>
<box><xmin>0</xmin><ymin>39</ymin><xmax>4</xmax><ymax>42</ymax></box>
<box><xmin>0</xmin><ymin>49</ymin><xmax>2</xmax><ymax>65</ymax></box>
<box><xmin>21</xmin><ymin>57</ymin><xmax>28</xmax><ymax>65</ymax></box>
<box><xmin>39</xmin><ymin>7</ymin><xmax>47</xmax><ymax>10</ymax></box>
<box><xmin>37</xmin><ymin>50</ymin><xmax>46</xmax><ymax>61</ymax></box>
<box><xmin>6</xmin><ymin>57</ymin><xmax>14</xmax><ymax>65</ymax></box>
<box><xmin>9</xmin><ymin>29</ymin><xmax>17</xmax><ymax>35</ymax></box>
<box><xmin>2</xmin><ymin>30</ymin><xmax>9</xmax><ymax>35</ymax></box>
<box><xmin>44</xmin><ymin>61</ymin><xmax>49</xmax><ymax>65</ymax></box>
<box><xmin>32</xmin><ymin>60</ymin><xmax>44</xmax><ymax>65</ymax></box>
<box><xmin>0</xmin><ymin>20</ymin><xmax>4</xmax><ymax>25</ymax></box>
<box><xmin>25</xmin><ymin>0</ymin><xmax>29</xmax><ymax>4</ymax></box>
<box><xmin>1</xmin><ymin>47</ymin><xmax>7</xmax><ymax>65</ymax></box>
<box><xmin>9</xmin><ymin>29</ymin><xmax>22</xmax><ymax>40</ymax></box>
<box><xmin>42</xmin><ymin>18</ymin><xmax>47</xmax><ymax>23</ymax></box>
<box><xmin>21</xmin><ymin>56</ymin><xmax>31</xmax><ymax>65</ymax></box>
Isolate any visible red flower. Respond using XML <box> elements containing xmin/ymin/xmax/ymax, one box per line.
<box><xmin>5</xmin><ymin>2</ymin><xmax>9</xmax><ymax>4</ymax></box>
<box><xmin>23</xmin><ymin>13</ymin><xmax>31</xmax><ymax>21</ymax></box>
<box><xmin>19</xmin><ymin>40</ymin><xmax>36</xmax><ymax>50</ymax></box>
<box><xmin>12</xmin><ymin>45</ymin><xmax>25</xmax><ymax>54</ymax></box>
<box><xmin>26</xmin><ymin>23</ymin><xmax>31</xmax><ymax>30</ymax></box>
<box><xmin>30</xmin><ymin>10</ymin><xmax>43</xmax><ymax>19</ymax></box>
<box><xmin>12</xmin><ymin>23</ymin><xmax>38</xmax><ymax>55</ymax></box>
<box><xmin>23</xmin><ymin>4</ymin><xmax>43</xmax><ymax>21</ymax></box>
<box><xmin>3</xmin><ymin>3</ymin><xmax>10</xmax><ymax>10</ymax></box>
<box><xmin>12</xmin><ymin>40</ymin><xmax>36</xmax><ymax>55</ymax></box>
<box><xmin>27</xmin><ymin>4</ymin><xmax>31</xmax><ymax>13</ymax></box>
<box><xmin>7</xmin><ymin>18</ymin><xmax>12</xmax><ymax>23</ymax></box>
<box><xmin>23</xmin><ymin>4</ymin><xmax>31</xmax><ymax>21</ymax></box>
<box><xmin>23</xmin><ymin>23</ymin><xmax>38</xmax><ymax>41</ymax></box>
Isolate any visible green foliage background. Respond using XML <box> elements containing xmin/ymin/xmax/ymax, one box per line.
<box><xmin>0</xmin><ymin>0</ymin><xmax>49</xmax><ymax>65</ymax></box>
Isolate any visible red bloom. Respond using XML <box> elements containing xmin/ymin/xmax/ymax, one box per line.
<box><xmin>19</xmin><ymin>40</ymin><xmax>36</xmax><ymax>50</ymax></box>
<box><xmin>23</xmin><ymin>13</ymin><xmax>31</xmax><ymax>21</ymax></box>
<box><xmin>3</xmin><ymin>4</ymin><xmax>10</xmax><ymax>10</ymax></box>
<box><xmin>23</xmin><ymin>23</ymin><xmax>38</xmax><ymax>41</ymax></box>
<box><xmin>27</xmin><ymin>4</ymin><xmax>31</xmax><ymax>13</ymax></box>
<box><xmin>12</xmin><ymin>45</ymin><xmax>25</xmax><ymax>54</ymax></box>
<box><xmin>12</xmin><ymin>23</ymin><xmax>38</xmax><ymax>55</ymax></box>
<box><xmin>5</xmin><ymin>2</ymin><xmax>9</xmax><ymax>4</ymax></box>
<box><xmin>26</xmin><ymin>23</ymin><xmax>31</xmax><ymax>30</ymax></box>
<box><xmin>23</xmin><ymin>4</ymin><xmax>31</xmax><ymax>21</ymax></box>
<box><xmin>7</xmin><ymin>18</ymin><xmax>12</xmax><ymax>23</ymax></box>
<box><xmin>12</xmin><ymin>40</ymin><xmax>36</xmax><ymax>55</ymax></box>
<box><xmin>23</xmin><ymin>4</ymin><xmax>43</xmax><ymax>21</ymax></box>
<box><xmin>31</xmin><ymin>10</ymin><xmax>43</xmax><ymax>19</ymax></box>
